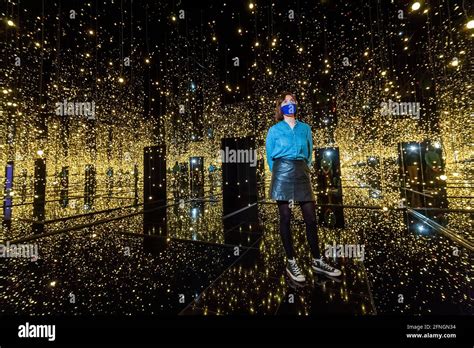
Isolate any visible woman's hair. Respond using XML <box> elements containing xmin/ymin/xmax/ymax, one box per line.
<box><xmin>274</xmin><ymin>91</ymin><xmax>297</xmax><ymax>121</ymax></box>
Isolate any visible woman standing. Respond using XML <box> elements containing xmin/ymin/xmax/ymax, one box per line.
<box><xmin>265</xmin><ymin>92</ymin><xmax>341</xmax><ymax>283</ymax></box>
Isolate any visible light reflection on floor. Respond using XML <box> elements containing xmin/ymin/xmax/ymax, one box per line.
<box><xmin>1</xmin><ymin>197</ymin><xmax>471</xmax><ymax>316</ymax></box>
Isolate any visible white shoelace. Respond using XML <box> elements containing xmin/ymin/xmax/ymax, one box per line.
<box><xmin>316</xmin><ymin>258</ymin><xmax>335</xmax><ymax>271</ymax></box>
<box><xmin>289</xmin><ymin>261</ymin><xmax>302</xmax><ymax>275</ymax></box>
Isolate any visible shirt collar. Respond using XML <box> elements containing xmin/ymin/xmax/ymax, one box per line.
<box><xmin>281</xmin><ymin>119</ymin><xmax>299</xmax><ymax>128</ymax></box>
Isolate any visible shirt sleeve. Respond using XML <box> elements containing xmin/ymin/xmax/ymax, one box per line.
<box><xmin>307</xmin><ymin>125</ymin><xmax>313</xmax><ymax>167</ymax></box>
<box><xmin>265</xmin><ymin>127</ymin><xmax>275</xmax><ymax>172</ymax></box>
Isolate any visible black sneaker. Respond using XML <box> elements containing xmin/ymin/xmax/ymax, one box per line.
<box><xmin>286</xmin><ymin>259</ymin><xmax>306</xmax><ymax>282</ymax></box>
<box><xmin>312</xmin><ymin>257</ymin><xmax>342</xmax><ymax>277</ymax></box>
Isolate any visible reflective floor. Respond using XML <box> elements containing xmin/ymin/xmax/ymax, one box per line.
<box><xmin>1</xmin><ymin>187</ymin><xmax>471</xmax><ymax>316</ymax></box>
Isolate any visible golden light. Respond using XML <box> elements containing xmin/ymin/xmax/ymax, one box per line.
<box><xmin>466</xmin><ymin>20</ymin><xmax>474</xmax><ymax>30</ymax></box>
<box><xmin>249</xmin><ymin>3</ymin><xmax>254</xmax><ymax>10</ymax></box>
<box><xmin>411</xmin><ymin>2</ymin><xmax>421</xmax><ymax>11</ymax></box>
<box><xmin>88</xmin><ymin>29</ymin><xmax>94</xmax><ymax>35</ymax></box>
<box><xmin>450</xmin><ymin>57</ymin><xmax>459</xmax><ymax>67</ymax></box>
<box><xmin>439</xmin><ymin>175</ymin><xmax>447</xmax><ymax>181</ymax></box>
<box><xmin>118</xmin><ymin>77</ymin><xmax>125</xmax><ymax>83</ymax></box>
<box><xmin>7</xmin><ymin>19</ymin><xmax>15</xmax><ymax>27</ymax></box>
<box><xmin>37</xmin><ymin>150</ymin><xmax>44</xmax><ymax>156</ymax></box>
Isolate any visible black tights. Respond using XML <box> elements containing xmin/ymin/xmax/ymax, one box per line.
<box><xmin>277</xmin><ymin>200</ymin><xmax>321</xmax><ymax>260</ymax></box>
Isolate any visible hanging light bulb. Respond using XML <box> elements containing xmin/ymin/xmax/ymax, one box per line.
<box><xmin>411</xmin><ymin>2</ymin><xmax>421</xmax><ymax>11</ymax></box>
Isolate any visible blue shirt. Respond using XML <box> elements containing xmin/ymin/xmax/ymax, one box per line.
<box><xmin>265</xmin><ymin>119</ymin><xmax>313</xmax><ymax>172</ymax></box>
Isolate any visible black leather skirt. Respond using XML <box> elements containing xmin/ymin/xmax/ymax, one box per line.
<box><xmin>269</xmin><ymin>158</ymin><xmax>316</xmax><ymax>202</ymax></box>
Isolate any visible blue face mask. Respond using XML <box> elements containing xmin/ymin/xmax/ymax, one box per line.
<box><xmin>280</xmin><ymin>101</ymin><xmax>297</xmax><ymax>115</ymax></box>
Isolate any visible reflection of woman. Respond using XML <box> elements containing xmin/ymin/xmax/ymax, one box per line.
<box><xmin>319</xmin><ymin>150</ymin><xmax>338</xmax><ymax>220</ymax></box>
<box><xmin>424</xmin><ymin>145</ymin><xmax>442</xmax><ymax>189</ymax></box>
<box><xmin>208</xmin><ymin>163</ymin><xmax>216</xmax><ymax>192</ymax></box>
<box><xmin>405</xmin><ymin>145</ymin><xmax>422</xmax><ymax>207</ymax></box>
<box><xmin>321</xmin><ymin>152</ymin><xmax>333</xmax><ymax>187</ymax></box>
<box><xmin>405</xmin><ymin>146</ymin><xmax>420</xmax><ymax>180</ymax></box>
<box><xmin>266</xmin><ymin>92</ymin><xmax>341</xmax><ymax>283</ymax></box>
<box><xmin>20</xmin><ymin>169</ymin><xmax>28</xmax><ymax>203</ymax></box>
